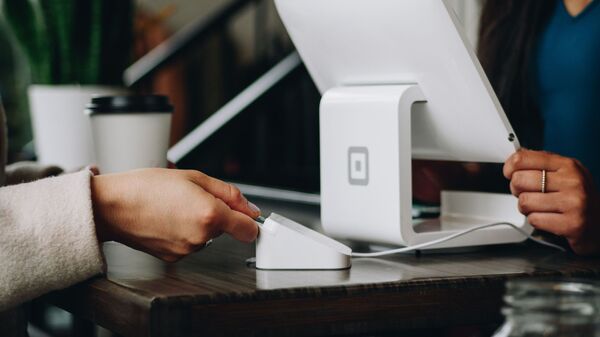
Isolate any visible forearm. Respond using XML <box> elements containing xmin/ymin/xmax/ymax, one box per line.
<box><xmin>0</xmin><ymin>170</ymin><xmax>105</xmax><ymax>310</ymax></box>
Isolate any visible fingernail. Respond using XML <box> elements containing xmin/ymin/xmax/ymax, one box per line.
<box><xmin>248</xmin><ymin>201</ymin><xmax>260</xmax><ymax>214</ymax></box>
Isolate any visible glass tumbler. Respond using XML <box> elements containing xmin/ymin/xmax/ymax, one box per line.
<box><xmin>493</xmin><ymin>279</ymin><xmax>600</xmax><ymax>337</ymax></box>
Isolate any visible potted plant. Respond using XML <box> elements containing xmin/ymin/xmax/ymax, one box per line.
<box><xmin>2</xmin><ymin>0</ymin><xmax>133</xmax><ymax>170</ymax></box>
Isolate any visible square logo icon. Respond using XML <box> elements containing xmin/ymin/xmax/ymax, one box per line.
<box><xmin>348</xmin><ymin>147</ymin><xmax>369</xmax><ymax>186</ymax></box>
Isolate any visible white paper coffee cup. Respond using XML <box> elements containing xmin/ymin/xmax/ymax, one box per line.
<box><xmin>86</xmin><ymin>95</ymin><xmax>173</xmax><ymax>174</ymax></box>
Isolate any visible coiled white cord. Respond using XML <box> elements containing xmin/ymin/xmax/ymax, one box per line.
<box><xmin>351</xmin><ymin>222</ymin><xmax>566</xmax><ymax>258</ymax></box>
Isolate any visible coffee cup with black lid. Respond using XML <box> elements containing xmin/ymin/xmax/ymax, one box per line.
<box><xmin>86</xmin><ymin>95</ymin><xmax>173</xmax><ymax>174</ymax></box>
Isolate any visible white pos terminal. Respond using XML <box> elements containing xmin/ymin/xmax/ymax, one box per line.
<box><xmin>274</xmin><ymin>0</ymin><xmax>532</xmax><ymax>250</ymax></box>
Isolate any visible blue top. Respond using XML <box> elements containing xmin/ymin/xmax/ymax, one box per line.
<box><xmin>534</xmin><ymin>0</ymin><xmax>600</xmax><ymax>182</ymax></box>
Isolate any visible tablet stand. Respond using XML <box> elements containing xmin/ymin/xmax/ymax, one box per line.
<box><xmin>319</xmin><ymin>85</ymin><xmax>531</xmax><ymax>249</ymax></box>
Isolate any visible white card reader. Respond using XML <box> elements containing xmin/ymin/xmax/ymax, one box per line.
<box><xmin>256</xmin><ymin>213</ymin><xmax>352</xmax><ymax>270</ymax></box>
<box><xmin>254</xmin><ymin>213</ymin><xmax>565</xmax><ymax>270</ymax></box>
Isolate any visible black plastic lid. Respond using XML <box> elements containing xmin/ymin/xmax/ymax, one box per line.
<box><xmin>86</xmin><ymin>95</ymin><xmax>173</xmax><ymax>115</ymax></box>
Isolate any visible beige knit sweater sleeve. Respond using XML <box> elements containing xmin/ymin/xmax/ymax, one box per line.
<box><xmin>0</xmin><ymin>104</ymin><xmax>105</xmax><ymax>311</ymax></box>
<box><xmin>0</xmin><ymin>171</ymin><xmax>106</xmax><ymax>310</ymax></box>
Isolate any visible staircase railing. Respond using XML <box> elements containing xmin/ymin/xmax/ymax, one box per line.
<box><xmin>123</xmin><ymin>0</ymin><xmax>303</xmax><ymax>164</ymax></box>
<box><xmin>124</xmin><ymin>0</ymin><xmax>256</xmax><ymax>86</ymax></box>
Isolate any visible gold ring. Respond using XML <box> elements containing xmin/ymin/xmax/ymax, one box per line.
<box><xmin>541</xmin><ymin>170</ymin><xmax>547</xmax><ymax>193</ymax></box>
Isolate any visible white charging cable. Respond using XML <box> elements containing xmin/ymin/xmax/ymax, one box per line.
<box><xmin>351</xmin><ymin>222</ymin><xmax>566</xmax><ymax>258</ymax></box>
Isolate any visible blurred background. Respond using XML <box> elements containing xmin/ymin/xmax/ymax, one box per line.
<box><xmin>0</xmin><ymin>0</ymin><xmax>482</xmax><ymax>335</ymax></box>
<box><xmin>0</xmin><ymin>0</ymin><xmax>482</xmax><ymax>194</ymax></box>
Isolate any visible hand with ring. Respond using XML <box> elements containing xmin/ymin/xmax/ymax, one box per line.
<box><xmin>503</xmin><ymin>149</ymin><xmax>600</xmax><ymax>255</ymax></box>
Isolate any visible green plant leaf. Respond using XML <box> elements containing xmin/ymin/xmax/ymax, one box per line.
<box><xmin>2</xmin><ymin>0</ymin><xmax>133</xmax><ymax>85</ymax></box>
<box><xmin>86</xmin><ymin>0</ymin><xmax>102</xmax><ymax>84</ymax></box>
<box><xmin>72</xmin><ymin>0</ymin><xmax>102</xmax><ymax>84</ymax></box>
<box><xmin>99</xmin><ymin>0</ymin><xmax>133</xmax><ymax>85</ymax></box>
<box><xmin>2</xmin><ymin>0</ymin><xmax>52</xmax><ymax>84</ymax></box>
<box><xmin>40</xmin><ymin>0</ymin><xmax>75</xmax><ymax>84</ymax></box>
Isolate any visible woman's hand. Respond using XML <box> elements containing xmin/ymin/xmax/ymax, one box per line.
<box><xmin>91</xmin><ymin>168</ymin><xmax>261</xmax><ymax>262</ymax></box>
<box><xmin>504</xmin><ymin>150</ymin><xmax>600</xmax><ymax>255</ymax></box>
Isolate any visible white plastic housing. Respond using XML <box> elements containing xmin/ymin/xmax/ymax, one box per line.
<box><xmin>256</xmin><ymin>213</ymin><xmax>352</xmax><ymax>270</ymax></box>
<box><xmin>275</xmin><ymin>0</ymin><xmax>531</xmax><ymax>250</ymax></box>
<box><xmin>320</xmin><ymin>85</ymin><xmax>532</xmax><ymax>248</ymax></box>
<box><xmin>275</xmin><ymin>0</ymin><xmax>519</xmax><ymax>163</ymax></box>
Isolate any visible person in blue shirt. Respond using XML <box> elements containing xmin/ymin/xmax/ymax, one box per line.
<box><xmin>415</xmin><ymin>0</ymin><xmax>600</xmax><ymax>255</ymax></box>
<box><xmin>479</xmin><ymin>0</ymin><xmax>600</xmax><ymax>255</ymax></box>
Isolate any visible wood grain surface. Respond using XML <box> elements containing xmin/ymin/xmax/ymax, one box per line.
<box><xmin>46</xmin><ymin>199</ymin><xmax>600</xmax><ymax>337</ymax></box>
